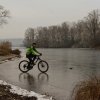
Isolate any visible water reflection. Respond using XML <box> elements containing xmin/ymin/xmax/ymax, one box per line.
<box><xmin>38</xmin><ymin>73</ymin><xmax>49</xmax><ymax>82</ymax></box>
<box><xmin>19</xmin><ymin>73</ymin><xmax>35</xmax><ymax>85</ymax></box>
<box><xmin>18</xmin><ymin>72</ymin><xmax>49</xmax><ymax>93</ymax></box>
<box><xmin>1</xmin><ymin>48</ymin><xmax>100</xmax><ymax>100</ymax></box>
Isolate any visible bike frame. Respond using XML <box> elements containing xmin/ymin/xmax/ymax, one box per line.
<box><xmin>33</xmin><ymin>56</ymin><xmax>42</xmax><ymax>64</ymax></box>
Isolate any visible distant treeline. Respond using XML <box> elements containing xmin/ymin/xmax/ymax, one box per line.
<box><xmin>24</xmin><ymin>10</ymin><xmax>100</xmax><ymax>48</ymax></box>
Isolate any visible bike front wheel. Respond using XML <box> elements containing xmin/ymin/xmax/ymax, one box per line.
<box><xmin>19</xmin><ymin>60</ymin><xmax>30</xmax><ymax>73</ymax></box>
<box><xmin>38</xmin><ymin>60</ymin><xmax>49</xmax><ymax>73</ymax></box>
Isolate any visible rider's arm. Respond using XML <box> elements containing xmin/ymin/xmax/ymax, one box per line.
<box><xmin>33</xmin><ymin>48</ymin><xmax>41</xmax><ymax>55</ymax></box>
<box><xmin>30</xmin><ymin>47</ymin><xmax>41</xmax><ymax>55</ymax></box>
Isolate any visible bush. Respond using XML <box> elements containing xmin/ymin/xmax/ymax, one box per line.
<box><xmin>72</xmin><ymin>77</ymin><xmax>100</xmax><ymax>100</ymax></box>
<box><xmin>0</xmin><ymin>41</ymin><xmax>21</xmax><ymax>56</ymax></box>
<box><xmin>11</xmin><ymin>49</ymin><xmax>21</xmax><ymax>56</ymax></box>
<box><xmin>0</xmin><ymin>41</ymin><xmax>12</xmax><ymax>56</ymax></box>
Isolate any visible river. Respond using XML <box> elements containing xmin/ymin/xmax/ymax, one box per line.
<box><xmin>0</xmin><ymin>48</ymin><xmax>100</xmax><ymax>100</ymax></box>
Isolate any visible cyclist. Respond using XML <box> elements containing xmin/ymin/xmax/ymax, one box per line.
<box><xmin>26</xmin><ymin>43</ymin><xmax>42</xmax><ymax>68</ymax></box>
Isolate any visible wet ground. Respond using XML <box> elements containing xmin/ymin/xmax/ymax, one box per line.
<box><xmin>0</xmin><ymin>48</ymin><xmax>100</xmax><ymax>100</ymax></box>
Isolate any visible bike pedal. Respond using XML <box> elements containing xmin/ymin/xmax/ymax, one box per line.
<box><xmin>28</xmin><ymin>66</ymin><xmax>33</xmax><ymax>70</ymax></box>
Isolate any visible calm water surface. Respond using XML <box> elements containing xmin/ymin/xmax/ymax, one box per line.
<box><xmin>0</xmin><ymin>48</ymin><xmax>100</xmax><ymax>100</ymax></box>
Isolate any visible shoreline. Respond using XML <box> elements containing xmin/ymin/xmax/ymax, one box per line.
<box><xmin>0</xmin><ymin>54</ymin><xmax>20</xmax><ymax>64</ymax></box>
<box><xmin>0</xmin><ymin>55</ymin><xmax>52</xmax><ymax>100</ymax></box>
<box><xmin>0</xmin><ymin>80</ymin><xmax>52</xmax><ymax>100</ymax></box>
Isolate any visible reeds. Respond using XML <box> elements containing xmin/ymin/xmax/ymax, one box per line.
<box><xmin>0</xmin><ymin>41</ymin><xmax>21</xmax><ymax>56</ymax></box>
<box><xmin>72</xmin><ymin>77</ymin><xmax>100</xmax><ymax>100</ymax></box>
<box><xmin>0</xmin><ymin>41</ymin><xmax>12</xmax><ymax>56</ymax></box>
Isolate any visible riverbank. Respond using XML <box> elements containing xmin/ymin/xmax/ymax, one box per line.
<box><xmin>0</xmin><ymin>80</ymin><xmax>52</xmax><ymax>100</ymax></box>
<box><xmin>0</xmin><ymin>54</ymin><xmax>20</xmax><ymax>64</ymax></box>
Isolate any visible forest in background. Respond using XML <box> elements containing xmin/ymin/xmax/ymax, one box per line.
<box><xmin>24</xmin><ymin>10</ymin><xmax>100</xmax><ymax>48</ymax></box>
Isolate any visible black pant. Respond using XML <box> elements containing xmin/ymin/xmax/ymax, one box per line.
<box><xmin>26</xmin><ymin>54</ymin><xmax>36</xmax><ymax>66</ymax></box>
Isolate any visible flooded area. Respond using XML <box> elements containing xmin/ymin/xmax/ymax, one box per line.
<box><xmin>0</xmin><ymin>48</ymin><xmax>100</xmax><ymax>100</ymax></box>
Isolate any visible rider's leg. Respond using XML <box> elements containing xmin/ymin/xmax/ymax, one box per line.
<box><xmin>26</xmin><ymin>54</ymin><xmax>33</xmax><ymax>67</ymax></box>
<box><xmin>32</xmin><ymin>55</ymin><xmax>36</xmax><ymax>64</ymax></box>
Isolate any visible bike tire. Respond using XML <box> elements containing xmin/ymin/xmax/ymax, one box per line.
<box><xmin>19</xmin><ymin>60</ymin><xmax>30</xmax><ymax>73</ymax></box>
<box><xmin>38</xmin><ymin>60</ymin><xmax>49</xmax><ymax>73</ymax></box>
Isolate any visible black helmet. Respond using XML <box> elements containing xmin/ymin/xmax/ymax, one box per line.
<box><xmin>32</xmin><ymin>42</ymin><xmax>36</xmax><ymax>45</ymax></box>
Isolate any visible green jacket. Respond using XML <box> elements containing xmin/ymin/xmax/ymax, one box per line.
<box><xmin>26</xmin><ymin>46</ymin><xmax>39</xmax><ymax>55</ymax></box>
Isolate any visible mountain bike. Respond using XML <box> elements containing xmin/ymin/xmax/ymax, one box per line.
<box><xmin>19</xmin><ymin>55</ymin><xmax>49</xmax><ymax>73</ymax></box>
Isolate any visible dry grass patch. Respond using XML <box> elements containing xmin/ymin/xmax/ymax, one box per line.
<box><xmin>0</xmin><ymin>41</ymin><xmax>12</xmax><ymax>56</ymax></box>
<box><xmin>72</xmin><ymin>77</ymin><xmax>100</xmax><ymax>100</ymax></box>
<box><xmin>0</xmin><ymin>41</ymin><xmax>21</xmax><ymax>56</ymax></box>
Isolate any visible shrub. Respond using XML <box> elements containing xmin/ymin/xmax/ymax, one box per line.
<box><xmin>0</xmin><ymin>41</ymin><xmax>21</xmax><ymax>56</ymax></box>
<box><xmin>11</xmin><ymin>49</ymin><xmax>21</xmax><ymax>56</ymax></box>
<box><xmin>72</xmin><ymin>77</ymin><xmax>100</xmax><ymax>100</ymax></box>
<box><xmin>0</xmin><ymin>41</ymin><xmax>12</xmax><ymax>56</ymax></box>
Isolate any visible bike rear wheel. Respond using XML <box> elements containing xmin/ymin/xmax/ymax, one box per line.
<box><xmin>19</xmin><ymin>60</ymin><xmax>30</xmax><ymax>73</ymax></box>
<box><xmin>38</xmin><ymin>60</ymin><xmax>49</xmax><ymax>73</ymax></box>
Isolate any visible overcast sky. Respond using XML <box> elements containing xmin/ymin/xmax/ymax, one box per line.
<box><xmin>0</xmin><ymin>0</ymin><xmax>100</xmax><ymax>39</ymax></box>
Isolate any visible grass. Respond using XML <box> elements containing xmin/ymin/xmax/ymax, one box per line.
<box><xmin>72</xmin><ymin>77</ymin><xmax>100</xmax><ymax>100</ymax></box>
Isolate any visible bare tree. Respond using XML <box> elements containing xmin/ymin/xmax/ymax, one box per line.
<box><xmin>85</xmin><ymin>10</ymin><xmax>100</xmax><ymax>47</ymax></box>
<box><xmin>24</xmin><ymin>28</ymin><xmax>35</xmax><ymax>47</ymax></box>
<box><xmin>0</xmin><ymin>5</ymin><xmax>10</xmax><ymax>26</ymax></box>
<box><xmin>24</xmin><ymin>9</ymin><xmax>100</xmax><ymax>48</ymax></box>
